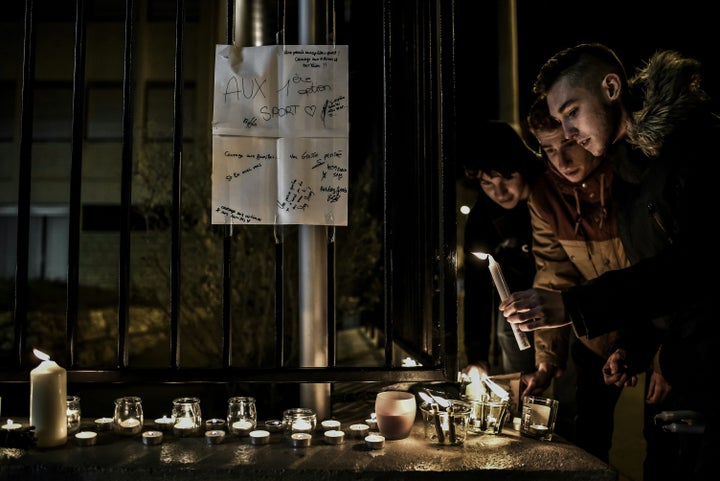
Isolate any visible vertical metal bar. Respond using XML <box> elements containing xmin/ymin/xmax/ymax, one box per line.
<box><xmin>118</xmin><ymin>0</ymin><xmax>137</xmax><ymax>368</ymax></box>
<box><xmin>298</xmin><ymin>0</ymin><xmax>330</xmax><ymax>419</ymax></box>
<box><xmin>497</xmin><ymin>0</ymin><xmax>519</xmax><ymax>126</ymax></box>
<box><xmin>222</xmin><ymin>0</ymin><xmax>234</xmax><ymax>369</ymax></box>
<box><xmin>13</xmin><ymin>0</ymin><xmax>36</xmax><ymax>369</ymax></box>
<box><xmin>327</xmin><ymin>228</ymin><xmax>335</xmax><ymax>367</ymax></box>
<box><xmin>170</xmin><ymin>0</ymin><xmax>186</xmax><ymax>369</ymax></box>
<box><xmin>67</xmin><ymin>0</ymin><xmax>88</xmax><ymax>368</ymax></box>
<box><xmin>381</xmin><ymin>0</ymin><xmax>393</xmax><ymax>368</ymax></box>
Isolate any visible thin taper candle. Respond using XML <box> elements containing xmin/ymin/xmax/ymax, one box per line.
<box><xmin>473</xmin><ymin>252</ymin><xmax>531</xmax><ymax>350</ymax></box>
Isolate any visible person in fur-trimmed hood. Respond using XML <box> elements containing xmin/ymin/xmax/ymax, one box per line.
<box><xmin>500</xmin><ymin>43</ymin><xmax>720</xmax><ymax>481</ymax></box>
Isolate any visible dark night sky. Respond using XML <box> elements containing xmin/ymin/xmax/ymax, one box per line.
<box><xmin>456</xmin><ymin>0</ymin><xmax>719</xmax><ymax>125</ymax></box>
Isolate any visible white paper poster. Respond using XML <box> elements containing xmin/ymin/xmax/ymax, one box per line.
<box><xmin>211</xmin><ymin>44</ymin><xmax>349</xmax><ymax>225</ymax></box>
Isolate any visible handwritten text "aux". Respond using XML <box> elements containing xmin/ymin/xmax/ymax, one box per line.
<box><xmin>224</xmin><ymin>77</ymin><xmax>268</xmax><ymax>103</ymax></box>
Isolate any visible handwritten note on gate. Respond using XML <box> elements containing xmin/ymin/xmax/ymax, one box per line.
<box><xmin>211</xmin><ymin>44</ymin><xmax>349</xmax><ymax>225</ymax></box>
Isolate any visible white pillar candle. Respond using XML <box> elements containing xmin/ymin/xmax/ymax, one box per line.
<box><xmin>30</xmin><ymin>349</ymin><xmax>67</xmax><ymax>448</ymax></box>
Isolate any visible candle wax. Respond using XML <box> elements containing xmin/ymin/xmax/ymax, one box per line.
<box><xmin>30</xmin><ymin>358</ymin><xmax>68</xmax><ymax>447</ymax></box>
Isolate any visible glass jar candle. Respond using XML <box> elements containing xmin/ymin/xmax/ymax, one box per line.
<box><xmin>283</xmin><ymin>408</ymin><xmax>317</xmax><ymax>437</ymax></box>
<box><xmin>172</xmin><ymin>397</ymin><xmax>202</xmax><ymax>436</ymax></box>
<box><xmin>113</xmin><ymin>396</ymin><xmax>144</xmax><ymax>436</ymax></box>
<box><xmin>66</xmin><ymin>395</ymin><xmax>81</xmax><ymax>435</ymax></box>
<box><xmin>227</xmin><ymin>396</ymin><xmax>257</xmax><ymax>436</ymax></box>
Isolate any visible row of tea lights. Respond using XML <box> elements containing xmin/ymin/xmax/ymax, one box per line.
<box><xmin>66</xmin><ymin>409</ymin><xmax>385</xmax><ymax>449</ymax></box>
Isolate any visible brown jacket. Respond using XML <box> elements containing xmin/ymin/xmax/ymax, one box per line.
<box><xmin>529</xmin><ymin>160</ymin><xmax>630</xmax><ymax>368</ymax></box>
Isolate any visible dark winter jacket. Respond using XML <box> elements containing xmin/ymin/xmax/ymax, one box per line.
<box><xmin>563</xmin><ymin>50</ymin><xmax>720</xmax><ymax>396</ymax></box>
<box><xmin>463</xmin><ymin>192</ymin><xmax>535</xmax><ymax>366</ymax></box>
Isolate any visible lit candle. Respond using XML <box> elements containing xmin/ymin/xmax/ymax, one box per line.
<box><xmin>529</xmin><ymin>424</ymin><xmax>549</xmax><ymax>435</ymax></box>
<box><xmin>264</xmin><ymin>419</ymin><xmax>283</xmax><ymax>433</ymax></box>
<box><xmin>289</xmin><ymin>432</ymin><xmax>311</xmax><ymax>447</ymax></box>
<box><xmin>204</xmin><ymin>429</ymin><xmax>226</xmax><ymax>444</ymax></box>
<box><xmin>291</xmin><ymin>419</ymin><xmax>313</xmax><ymax>433</ymax></box>
<box><xmin>365</xmin><ymin>413</ymin><xmax>378</xmax><ymax>431</ymax></box>
<box><xmin>464</xmin><ymin>367</ymin><xmax>485</xmax><ymax>401</ymax></box>
<box><xmin>154</xmin><ymin>415</ymin><xmax>174</xmax><ymax>432</ymax></box>
<box><xmin>2</xmin><ymin>419</ymin><xmax>22</xmax><ymax>431</ymax></box>
<box><xmin>117</xmin><ymin>417</ymin><xmax>142</xmax><ymax>435</ymax></box>
<box><xmin>349</xmin><ymin>423</ymin><xmax>370</xmax><ymax>438</ymax></box>
<box><xmin>249</xmin><ymin>429</ymin><xmax>270</xmax><ymax>445</ymax></box>
<box><xmin>323</xmin><ymin>429</ymin><xmax>345</xmax><ymax>445</ymax></box>
<box><xmin>94</xmin><ymin>417</ymin><xmax>114</xmax><ymax>431</ymax></box>
<box><xmin>205</xmin><ymin>418</ymin><xmax>226</xmax><ymax>432</ymax></box>
<box><xmin>74</xmin><ymin>431</ymin><xmax>97</xmax><ymax>447</ymax></box>
<box><xmin>481</xmin><ymin>373</ymin><xmax>510</xmax><ymax>401</ymax></box>
<box><xmin>472</xmin><ymin>252</ymin><xmax>531</xmax><ymax>350</ymax></box>
<box><xmin>320</xmin><ymin>419</ymin><xmax>341</xmax><ymax>431</ymax></box>
<box><xmin>30</xmin><ymin>349</ymin><xmax>67</xmax><ymax>447</ymax></box>
<box><xmin>142</xmin><ymin>430</ymin><xmax>163</xmax><ymax>445</ymax></box>
<box><xmin>365</xmin><ymin>434</ymin><xmax>385</xmax><ymax>450</ymax></box>
<box><xmin>120</xmin><ymin>418</ymin><xmax>141</xmax><ymax>428</ymax></box>
<box><xmin>173</xmin><ymin>417</ymin><xmax>197</xmax><ymax>436</ymax></box>
<box><xmin>231</xmin><ymin>419</ymin><xmax>254</xmax><ymax>436</ymax></box>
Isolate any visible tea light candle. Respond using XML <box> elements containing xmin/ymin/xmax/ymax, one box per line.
<box><xmin>154</xmin><ymin>415</ymin><xmax>174</xmax><ymax>432</ymax></box>
<box><xmin>365</xmin><ymin>413</ymin><xmax>378</xmax><ymax>431</ymax></box>
<box><xmin>291</xmin><ymin>419</ymin><xmax>313</xmax><ymax>433</ymax></box>
<box><xmin>173</xmin><ymin>418</ymin><xmax>197</xmax><ymax>437</ymax></box>
<box><xmin>349</xmin><ymin>423</ymin><xmax>370</xmax><ymax>438</ymax></box>
<box><xmin>290</xmin><ymin>432</ymin><xmax>311</xmax><ymax>447</ymax></box>
<box><xmin>320</xmin><ymin>419</ymin><xmax>341</xmax><ymax>431</ymax></box>
<box><xmin>75</xmin><ymin>431</ymin><xmax>97</xmax><ymax>446</ymax></box>
<box><xmin>529</xmin><ymin>423</ymin><xmax>549</xmax><ymax>435</ymax></box>
<box><xmin>264</xmin><ymin>419</ymin><xmax>283</xmax><ymax>433</ymax></box>
<box><xmin>141</xmin><ymin>430</ymin><xmax>163</xmax><ymax>445</ymax></box>
<box><xmin>2</xmin><ymin>419</ymin><xmax>22</xmax><ymax>431</ymax></box>
<box><xmin>205</xmin><ymin>418</ymin><xmax>226</xmax><ymax>432</ymax></box>
<box><xmin>204</xmin><ymin>429</ymin><xmax>226</xmax><ymax>444</ymax></box>
<box><xmin>365</xmin><ymin>434</ymin><xmax>385</xmax><ymax>450</ymax></box>
<box><xmin>231</xmin><ymin>420</ymin><xmax>254</xmax><ymax>436</ymax></box>
<box><xmin>94</xmin><ymin>417</ymin><xmax>114</xmax><ymax>431</ymax></box>
<box><xmin>29</xmin><ymin>349</ymin><xmax>67</xmax><ymax>448</ymax></box>
<box><xmin>323</xmin><ymin>429</ymin><xmax>345</xmax><ymax>445</ymax></box>
<box><xmin>118</xmin><ymin>418</ymin><xmax>141</xmax><ymax>434</ymax></box>
<box><xmin>249</xmin><ymin>429</ymin><xmax>270</xmax><ymax>445</ymax></box>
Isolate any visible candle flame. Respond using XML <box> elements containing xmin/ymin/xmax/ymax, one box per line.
<box><xmin>418</xmin><ymin>391</ymin><xmax>434</xmax><ymax>404</ymax></box>
<box><xmin>481</xmin><ymin>373</ymin><xmax>510</xmax><ymax>401</ymax></box>
<box><xmin>33</xmin><ymin>348</ymin><xmax>50</xmax><ymax>361</ymax></box>
<box><xmin>468</xmin><ymin>366</ymin><xmax>483</xmax><ymax>385</ymax></box>
<box><xmin>472</xmin><ymin>251</ymin><xmax>489</xmax><ymax>260</ymax></box>
<box><xmin>434</xmin><ymin>395</ymin><xmax>451</xmax><ymax>409</ymax></box>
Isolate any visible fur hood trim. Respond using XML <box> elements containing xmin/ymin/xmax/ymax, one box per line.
<box><xmin>626</xmin><ymin>50</ymin><xmax>709</xmax><ymax>158</ymax></box>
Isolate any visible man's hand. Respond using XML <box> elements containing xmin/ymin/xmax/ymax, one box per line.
<box><xmin>602</xmin><ymin>349</ymin><xmax>637</xmax><ymax>387</ymax></box>
<box><xmin>499</xmin><ymin>288</ymin><xmax>571</xmax><ymax>331</ymax></box>
<box><xmin>521</xmin><ymin>362</ymin><xmax>562</xmax><ymax>398</ymax></box>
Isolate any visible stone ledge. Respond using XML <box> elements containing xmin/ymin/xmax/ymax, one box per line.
<box><xmin>0</xmin><ymin>418</ymin><xmax>617</xmax><ymax>481</ymax></box>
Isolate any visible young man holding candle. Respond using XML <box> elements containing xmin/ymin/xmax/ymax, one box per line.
<box><xmin>461</xmin><ymin>121</ymin><xmax>544</xmax><ymax>379</ymax></box>
<box><xmin>501</xmin><ymin>43</ymin><xmax>720</xmax><ymax>481</ymax></box>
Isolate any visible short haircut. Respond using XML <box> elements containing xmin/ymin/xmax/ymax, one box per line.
<box><xmin>463</xmin><ymin>121</ymin><xmax>544</xmax><ymax>184</ymax></box>
<box><xmin>526</xmin><ymin>96</ymin><xmax>560</xmax><ymax>136</ymax></box>
<box><xmin>533</xmin><ymin>43</ymin><xmax>628</xmax><ymax>97</ymax></box>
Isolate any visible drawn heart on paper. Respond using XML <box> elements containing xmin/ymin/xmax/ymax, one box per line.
<box><xmin>304</xmin><ymin>105</ymin><xmax>317</xmax><ymax>117</ymax></box>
